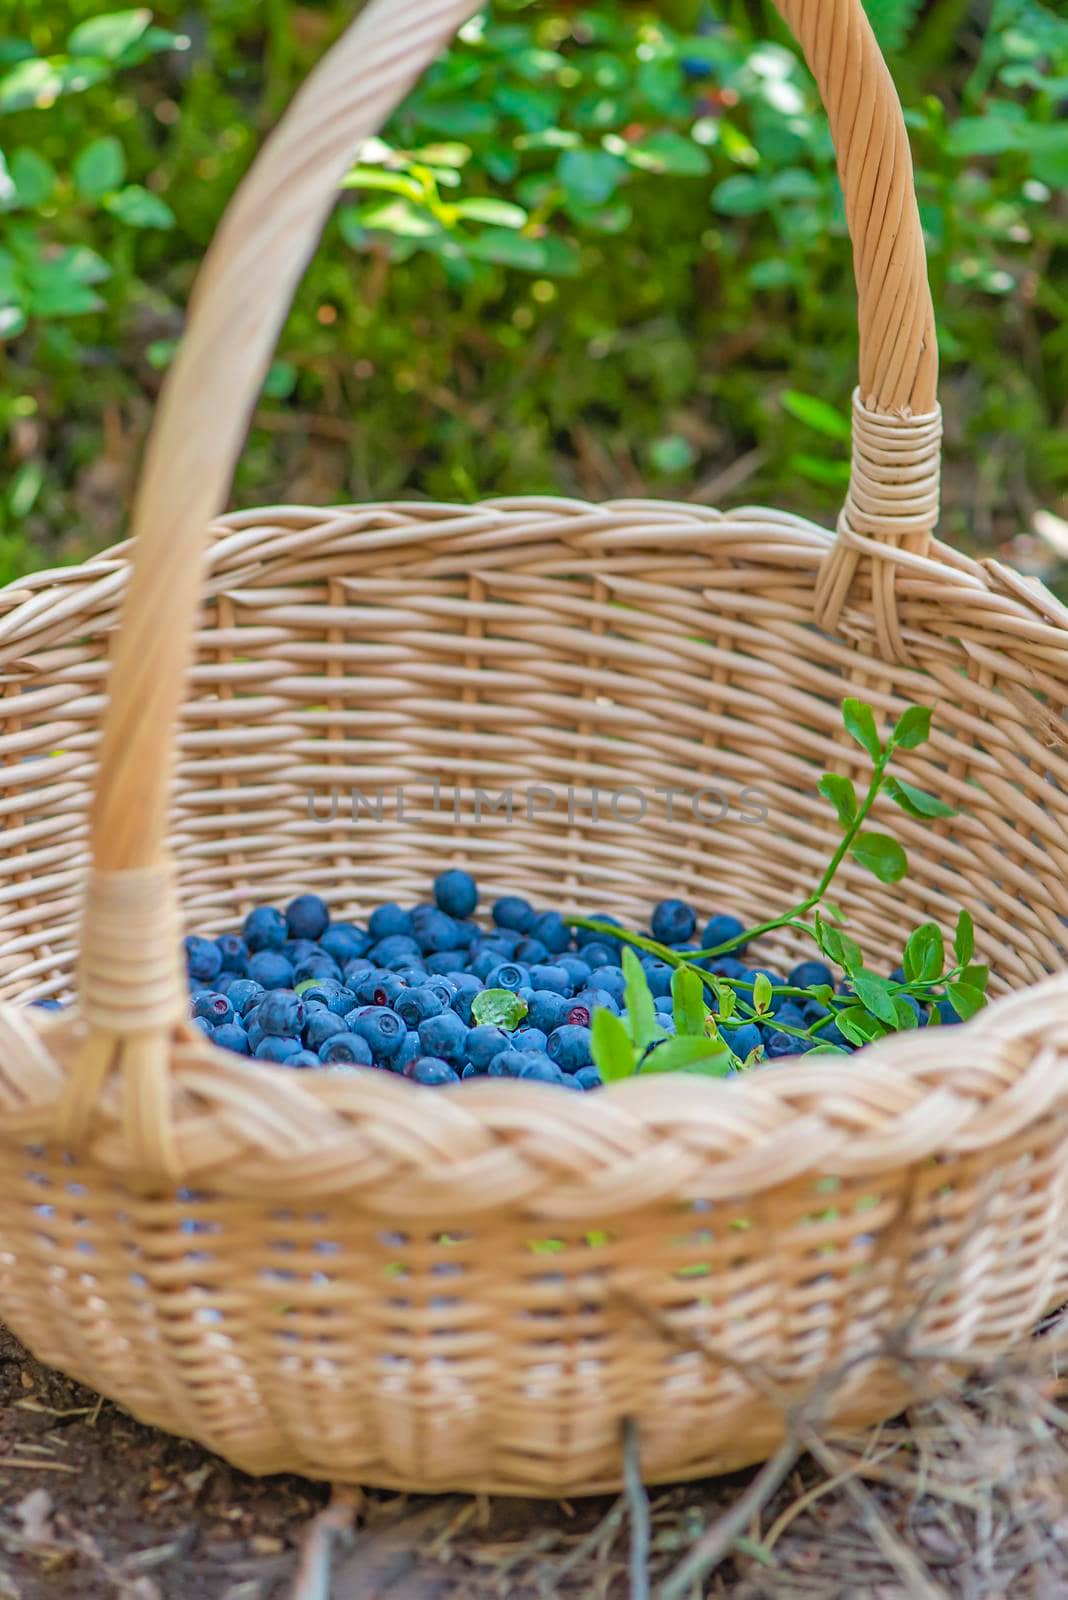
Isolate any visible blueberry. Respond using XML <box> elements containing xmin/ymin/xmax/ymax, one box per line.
<box><xmin>462</xmin><ymin>1062</ymin><xmax>484</xmax><ymax>1080</ymax></box>
<box><xmin>765</xmin><ymin>1030</ymin><xmax>811</xmax><ymax>1059</ymax></box>
<box><xmin>654</xmin><ymin>994</ymin><xmax>674</xmax><ymax>1016</ymax></box>
<box><xmin>702</xmin><ymin>913</ymin><xmax>748</xmax><ymax>955</ymax></box>
<box><xmin>547</xmin><ymin>1024</ymin><xmax>593</xmax><ymax>1071</ymax></box>
<box><xmin>215</xmin><ymin>934</ymin><xmax>248</xmax><ymax>975</ymax></box>
<box><xmin>248</xmin><ymin>950</ymin><xmax>295</xmax><ymax>990</ymax></box>
<box><xmin>284</xmin><ymin>939</ymin><xmax>321</xmax><ymax>966</ymax></box>
<box><xmin>651</xmin><ymin>898</ymin><xmax>696</xmax><ymax>944</ymax></box>
<box><xmin>185</xmin><ymin>935</ymin><xmax>222</xmax><ymax>984</ymax></box>
<box><xmin>304</xmin><ymin>1009</ymin><xmax>349</xmax><ymax>1051</ymax></box>
<box><xmin>369</xmin><ymin>903</ymin><xmax>413</xmax><ymax>942</ymax></box>
<box><xmin>321</xmin><ymin>923</ymin><xmax>372</xmax><ymax>964</ymax></box>
<box><xmin>394</xmin><ymin>1031</ymin><xmax>422</xmax><ymax>1073</ymax></box>
<box><xmin>492</xmin><ymin>896</ymin><xmax>535</xmax><ymax>934</ymax></box>
<box><xmin>350</xmin><ymin>1006</ymin><xmax>406</xmax><ymax>1062</ymax></box>
<box><xmin>514</xmin><ymin>1026</ymin><xmax>548</xmax><ymax>1052</ymax></box>
<box><xmin>516</xmin><ymin>1056</ymin><xmax>565</xmax><ymax>1083</ymax></box>
<box><xmin>424</xmin><ymin>949</ymin><xmax>470</xmax><ymax>976</ymax></box>
<box><xmin>243</xmin><ymin>906</ymin><xmax>287</xmax><ymax>953</ymax></box>
<box><xmin>479</xmin><ymin>929</ymin><xmax>522</xmax><ymax>957</ymax></box>
<box><xmin>227</xmin><ymin>978</ymin><xmax>264</xmax><ymax>1017</ymax></box>
<box><xmin>369</xmin><ymin>934</ymin><xmax>422</xmax><ymax>967</ymax></box>
<box><xmin>527</xmin><ymin>963</ymin><xmax>572</xmax><ymax>995</ymax></box>
<box><xmin>559</xmin><ymin>1073</ymin><xmax>583</xmax><ymax>1090</ymax></box>
<box><xmin>246</xmin><ymin>1017</ymin><xmax>266</xmax><ymax>1051</ymax></box>
<box><xmin>578</xmin><ymin>941</ymin><xmax>621</xmax><ymax>970</ymax></box>
<box><xmin>576</xmin><ymin>914</ymin><xmax>622</xmax><ymax>950</ymax></box>
<box><xmin>641</xmin><ymin>960</ymin><xmax>674</xmax><ymax>998</ymax></box>
<box><xmin>448</xmin><ymin>973</ymin><xmax>483</xmax><ymax>1025</ymax></box>
<box><xmin>897</xmin><ymin>995</ymin><xmax>926</xmax><ymax>1026</ymax></box>
<box><xmin>737</xmin><ymin>968</ymin><xmax>788</xmax><ymax>1012</ymax></box>
<box><xmin>212</xmin><ymin>1022</ymin><xmax>249</xmax><ymax>1055</ymax></box>
<box><xmin>889</xmin><ymin>965</ymin><xmax>907</xmax><ymax>985</ymax></box>
<box><xmin>289</xmin><ymin>1050</ymin><xmax>321</xmax><ymax>1069</ymax></box>
<box><xmin>585</xmin><ymin>966</ymin><xmax>626</xmax><ymax>1003</ymax></box>
<box><xmin>258</xmin><ymin>989</ymin><xmax>306</xmax><ymax>1038</ymax></box>
<box><xmin>707</xmin><ymin>955</ymin><xmax>747</xmax><ymax>981</ymax></box>
<box><xmin>392</xmin><ymin>965</ymin><xmax>428</xmax><ymax>986</ymax></box>
<box><xmin>557</xmin><ymin>954</ymin><xmax>593</xmax><ymax>990</ymax></box>
<box><xmin>574</xmin><ymin>1066</ymin><xmax>603</xmax><ymax>1091</ymax></box>
<box><xmin>298</xmin><ymin>979</ymin><xmax>355</xmax><ymax>1016</ymax></box>
<box><xmin>514</xmin><ymin>937</ymin><xmax>549</xmax><ymax>967</ymax></box>
<box><xmin>407</xmin><ymin>1056</ymin><xmax>460</xmax><ymax>1086</ymax></box>
<box><xmin>417</xmin><ymin>1010</ymin><xmax>468</xmax><ymax>1066</ymax></box>
<box><xmin>488</xmin><ymin>1050</ymin><xmax>520</xmax><ymax>1077</ymax></box>
<box><xmin>293</xmin><ymin>953</ymin><xmax>343</xmax><ymax>988</ymax></box>
<box><xmin>486</xmin><ymin>962</ymin><xmax>528</xmax><ymax>994</ymax></box>
<box><xmin>466</xmin><ymin>1025</ymin><xmax>515</xmax><ymax>1071</ymax></box>
<box><xmin>433</xmin><ymin>869</ymin><xmax>478</xmax><ymax>919</ymax></box>
<box><xmin>319</xmin><ymin>1033</ymin><xmax>373</xmax><ymax>1066</ymax></box>
<box><xmin>571</xmin><ymin>986</ymin><xmax>619</xmax><ymax>1017</ymax></box>
<box><xmin>214</xmin><ymin>971</ymin><xmax>238</xmax><ymax>994</ymax></box>
<box><xmin>471</xmin><ymin>950</ymin><xmax>502</xmax><ymax>982</ymax></box>
<box><xmin>719</xmin><ymin>1022</ymin><xmax>762</xmax><ymax>1061</ymax></box>
<box><xmin>342</xmin><ymin>957</ymin><xmax>376</xmax><ymax>986</ymax></box>
<box><xmin>282</xmin><ymin>894</ymin><xmax>328</xmax><ymax>941</ymax></box>
<box><xmin>395</xmin><ymin>986</ymin><xmax>445</xmax><ymax>1028</ymax></box>
<box><xmin>423</xmin><ymin>975</ymin><xmax>457</xmax><ymax>1004</ymax></box>
<box><xmin>30</xmin><ymin>998</ymin><xmax>63</xmax><ymax>1011</ymax></box>
<box><xmin>193</xmin><ymin>991</ymin><xmax>234</xmax><ymax>1026</ymax></box>
<box><xmin>192</xmin><ymin>1016</ymin><xmax>214</xmax><ymax>1036</ymax></box>
<box><xmin>354</xmin><ymin>969</ymin><xmax>407</xmax><ymax>1008</ymax></box>
<box><xmin>801</xmin><ymin>999</ymin><xmax>829</xmax><ymax>1025</ymax></box>
<box><xmin>255</xmin><ymin>1035</ymin><xmax>303</xmax><ymax>1063</ymax></box>
<box><xmin>413</xmin><ymin>908</ymin><xmax>462</xmax><ymax>955</ymax></box>
<box><xmin>933</xmin><ymin>999</ymin><xmax>963</xmax><ymax>1026</ymax></box>
<box><xmin>527</xmin><ymin>990</ymin><xmax>571</xmax><ymax>1034</ymax></box>
<box><xmin>531</xmin><ymin>911</ymin><xmax>569</xmax><ymax>955</ymax></box>
<box><xmin>816</xmin><ymin>1022</ymin><xmax>850</xmax><ymax>1050</ymax></box>
<box><xmin>775</xmin><ymin>1003</ymin><xmax>807</xmax><ymax>1031</ymax></box>
<box><xmin>788</xmin><ymin>960</ymin><xmax>834</xmax><ymax>991</ymax></box>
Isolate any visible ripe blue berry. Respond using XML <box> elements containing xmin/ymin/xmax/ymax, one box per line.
<box><xmin>526</xmin><ymin>990</ymin><xmax>571</xmax><ymax>1034</ymax></box>
<box><xmin>320</xmin><ymin>923</ymin><xmax>371</xmax><ymax>965</ymax></box>
<box><xmin>215</xmin><ymin>934</ymin><xmax>248</xmax><ymax>974</ymax></box>
<box><xmin>285</xmin><ymin>894</ymin><xmax>329</xmax><ymax>941</ymax></box>
<box><xmin>227</xmin><ymin>978</ymin><xmax>264</xmax><ymax>1017</ymax></box>
<box><xmin>765</xmin><ymin>1030</ymin><xmax>811</xmax><ymax>1059</ymax></box>
<box><xmin>471</xmin><ymin>950</ymin><xmax>502</xmax><ymax>982</ymax></box>
<box><xmin>577</xmin><ymin>941</ymin><xmax>620</xmax><ymax>970</ymax></box>
<box><xmin>194</xmin><ymin>991</ymin><xmax>234</xmax><ymax>1026</ymax></box>
<box><xmin>395</xmin><ymin>986</ymin><xmax>445</xmax><ymax>1028</ymax></box>
<box><xmin>304</xmin><ymin>1009</ymin><xmax>349</xmax><ymax>1051</ymax></box>
<box><xmin>255</xmin><ymin>1035</ymin><xmax>303</xmax><ymax>1063</ymax></box>
<box><xmin>290</xmin><ymin>1050</ymin><xmax>321</xmax><ymax>1069</ymax></box>
<box><xmin>531</xmin><ymin>911</ymin><xmax>569</xmax><ymax>955</ymax></box>
<box><xmin>248</xmin><ymin>950</ymin><xmax>295</xmax><ymax>990</ymax></box>
<box><xmin>413</xmin><ymin>908</ymin><xmax>462</xmax><ymax>955</ymax></box>
<box><xmin>185</xmin><ymin>936</ymin><xmax>222</xmax><ymax>984</ymax></box>
<box><xmin>702</xmin><ymin>913</ymin><xmax>748</xmax><ymax>955</ymax></box>
<box><xmin>586</xmin><ymin>966</ymin><xmax>626</xmax><ymax>1003</ymax></box>
<box><xmin>546</xmin><ymin>1024</ymin><xmax>593</xmax><ymax>1070</ymax></box>
<box><xmin>406</xmin><ymin>1056</ymin><xmax>460</xmax><ymax>1086</ymax></box>
<box><xmin>285</xmin><ymin>939</ymin><xmax>320</xmax><ymax>966</ymax></box>
<box><xmin>298</xmin><ymin>979</ymin><xmax>355</xmax><ymax>1016</ymax></box>
<box><xmin>354</xmin><ymin>970</ymin><xmax>407</xmax><ymax>1008</ymax></box>
<box><xmin>574</xmin><ymin>1066</ymin><xmax>603</xmax><ymax>1091</ymax></box>
<box><xmin>342</xmin><ymin>957</ymin><xmax>376</xmax><ymax>986</ymax></box>
<box><xmin>933</xmin><ymin>999</ymin><xmax>963</xmax><ymax>1026</ymax></box>
<box><xmin>485</xmin><ymin>962</ymin><xmax>528</xmax><ymax>993</ymax></box>
<box><xmin>417</xmin><ymin>1010</ymin><xmax>468</xmax><ymax>1066</ymax></box>
<box><xmin>319</xmin><ymin>1033</ymin><xmax>373</xmax><ymax>1066</ymax></box>
<box><xmin>243</xmin><ymin>906</ymin><xmax>287</xmax><ymax>953</ymax></box>
<box><xmin>423</xmin><ymin>949</ymin><xmax>470</xmax><ymax>976</ymax></box>
<box><xmin>575</xmin><ymin>913</ymin><xmax>622</xmax><ymax>949</ymax></box>
<box><xmin>447</xmin><ymin>973</ymin><xmax>483</xmax><ymax>1025</ymax></box>
<box><xmin>258</xmin><ymin>989</ymin><xmax>306</xmax><ymax>1038</ymax></box>
<box><xmin>516</xmin><ymin>1056</ymin><xmax>564</xmax><ymax>1083</ymax></box>
<box><xmin>293</xmin><ymin>953</ymin><xmax>342</xmax><ymax>987</ymax></box>
<box><xmin>492</xmin><ymin>896</ymin><xmax>536</xmax><ymax>933</ymax></box>
<box><xmin>720</xmin><ymin>1023</ymin><xmax>762</xmax><ymax>1061</ymax></box>
<box><xmin>369</xmin><ymin>934</ymin><xmax>422</xmax><ymax>967</ymax></box>
<box><xmin>466</xmin><ymin>1025</ymin><xmax>515</xmax><ymax>1071</ymax></box>
<box><xmin>212</xmin><ymin>1022</ymin><xmax>249</xmax><ymax>1055</ymax></box>
<box><xmin>527</xmin><ymin>963</ymin><xmax>572</xmax><ymax>995</ymax></box>
<box><xmin>571</xmin><ymin>986</ymin><xmax>619</xmax><ymax>1017</ymax></box>
<box><xmin>433</xmin><ymin>869</ymin><xmax>478</xmax><ymax>919</ymax></box>
<box><xmin>651</xmin><ymin>898</ymin><xmax>696</xmax><ymax>944</ymax></box>
<box><xmin>350</xmin><ymin>1006</ymin><xmax>406</xmax><ymax>1062</ymax></box>
<box><xmin>788</xmin><ymin>960</ymin><xmax>834</xmax><ymax>991</ymax></box>
<box><xmin>707</xmin><ymin>956</ymin><xmax>747</xmax><ymax>981</ymax></box>
<box><xmin>394</xmin><ymin>1031</ymin><xmax>422</xmax><ymax>1073</ymax></box>
<box><xmin>514</xmin><ymin>1026</ymin><xmax>548</xmax><ymax>1052</ymax></box>
<box><xmin>246</xmin><ymin>1017</ymin><xmax>266</xmax><ymax>1052</ymax></box>
<box><xmin>193</xmin><ymin>1016</ymin><xmax>213</xmax><ymax>1036</ymax></box>
<box><xmin>513</xmin><ymin>937</ymin><xmax>549</xmax><ymax>967</ymax></box>
<box><xmin>641</xmin><ymin>960</ymin><xmax>674</xmax><ymax>998</ymax></box>
<box><xmin>557</xmin><ymin>954</ymin><xmax>593</xmax><ymax>990</ymax></box>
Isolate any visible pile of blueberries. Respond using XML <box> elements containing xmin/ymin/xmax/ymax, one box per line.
<box><xmin>178</xmin><ymin>870</ymin><xmax>873</xmax><ymax>1089</ymax></box>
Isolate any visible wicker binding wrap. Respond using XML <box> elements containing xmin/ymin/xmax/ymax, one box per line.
<box><xmin>0</xmin><ymin>0</ymin><xmax>1067</xmax><ymax>1494</ymax></box>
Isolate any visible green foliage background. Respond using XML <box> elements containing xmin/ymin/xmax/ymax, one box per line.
<box><xmin>0</xmin><ymin>0</ymin><xmax>1065</xmax><ymax>584</ymax></box>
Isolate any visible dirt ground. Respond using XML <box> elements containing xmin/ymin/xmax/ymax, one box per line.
<box><xmin>2</xmin><ymin>1321</ymin><xmax>1068</xmax><ymax>1600</ymax></box>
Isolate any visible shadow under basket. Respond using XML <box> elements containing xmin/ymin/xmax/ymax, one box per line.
<box><xmin>1</xmin><ymin>0</ymin><xmax>1068</xmax><ymax>1496</ymax></box>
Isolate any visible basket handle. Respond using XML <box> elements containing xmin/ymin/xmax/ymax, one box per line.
<box><xmin>73</xmin><ymin>0</ymin><xmax>939</xmax><ymax>1091</ymax></box>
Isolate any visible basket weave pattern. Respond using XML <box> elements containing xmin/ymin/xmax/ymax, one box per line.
<box><xmin>0</xmin><ymin>0</ymin><xmax>1067</xmax><ymax>1493</ymax></box>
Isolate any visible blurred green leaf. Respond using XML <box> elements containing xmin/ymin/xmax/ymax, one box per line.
<box><xmin>73</xmin><ymin>136</ymin><xmax>125</xmax><ymax>200</ymax></box>
<box><xmin>10</xmin><ymin>148</ymin><xmax>55</xmax><ymax>208</ymax></box>
<box><xmin>103</xmin><ymin>185</ymin><xmax>174</xmax><ymax>228</ymax></box>
<box><xmin>557</xmin><ymin>147</ymin><xmax>625</xmax><ymax>205</ymax></box>
<box><xmin>68</xmin><ymin>10</ymin><xmax>151</xmax><ymax>60</ymax></box>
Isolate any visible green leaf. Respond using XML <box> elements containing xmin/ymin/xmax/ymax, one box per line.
<box><xmin>953</xmin><ymin>909</ymin><xmax>974</xmax><ymax>967</ymax></box>
<box><xmin>711</xmin><ymin>174</ymin><xmax>771</xmax><ymax>215</ymax></box>
<box><xmin>818</xmin><ymin>772</ymin><xmax>858</xmax><ymax>829</ymax></box>
<box><xmin>624</xmin><ymin>130</ymin><xmax>710</xmax><ymax>176</ymax></box>
<box><xmin>622</xmin><ymin>947</ymin><xmax>662</xmax><ymax>1053</ymax></box>
<box><xmin>23</xmin><ymin>245</ymin><xmax>108</xmax><ymax>315</ymax></box>
<box><xmin>354</xmin><ymin>197</ymin><xmax>439</xmax><ymax>238</ymax></box>
<box><xmin>418</xmin><ymin>99</ymin><xmax>496</xmax><ymax>138</ymax></box>
<box><xmin>0</xmin><ymin>58</ymin><xmax>111</xmax><ymax>113</ymax></box>
<box><xmin>671</xmin><ymin>964</ymin><xmax>708</xmax><ymax>1037</ymax></box>
<box><xmin>852</xmin><ymin>971</ymin><xmax>899</xmax><ymax>1027</ymax></box>
<box><xmin>820</xmin><ymin>898</ymin><xmax>847</xmax><ymax>924</ymax></box>
<box><xmin>834</xmin><ymin>1005</ymin><xmax>887</xmax><ymax>1046</ymax></box>
<box><xmin>782</xmin><ymin>390</ymin><xmax>851</xmax><ymax>441</ymax></box>
<box><xmin>961</xmin><ymin>963</ymin><xmax>989</xmax><ymax>994</ymax></box>
<box><xmin>9</xmin><ymin>148</ymin><xmax>55</xmax><ymax>208</ymax></box>
<box><xmin>340</xmin><ymin>167</ymin><xmax>426</xmax><ymax>202</ymax></box>
<box><xmin>104</xmin><ymin>185</ymin><xmax>174</xmax><ymax>229</ymax></box>
<box><xmin>883</xmin><ymin>775</ymin><xmax>955</xmax><ymax>820</ymax></box>
<box><xmin>862</xmin><ymin>0</ymin><xmax>924</xmax><ymax>52</ymax></box>
<box><xmin>73</xmin><ymin>135</ymin><xmax>125</xmax><ymax>199</ymax></box>
<box><xmin>471</xmin><ymin>988</ymin><xmax>528</xmax><ymax>1031</ymax></box>
<box><xmin>892</xmin><ymin>996</ymin><xmax>920</xmax><ymax>1030</ymax></box>
<box><xmin>464</xmin><ymin>228</ymin><xmax>579</xmax><ymax>275</ymax></box>
<box><xmin>851</xmin><ymin>831</ymin><xmax>908</xmax><ymax>884</ymax></box>
<box><xmin>814</xmin><ymin>915</ymin><xmax>862</xmax><ymax>974</ymax></box>
<box><xmin>842</xmin><ymin>698</ymin><xmax>882</xmax><ymax>760</ymax></box>
<box><xmin>890</xmin><ymin>705</ymin><xmax>932</xmax><ymax>749</ymax></box>
<box><xmin>592</xmin><ymin>1008</ymin><xmax>638</xmax><ymax>1082</ymax></box>
<box><xmin>557</xmin><ymin>147</ymin><xmax>625</xmax><ymax>206</ymax></box>
<box><xmin>68</xmin><ymin>9</ymin><xmax>151</xmax><ymax>59</ymax></box>
<box><xmin>752</xmin><ymin>973</ymin><xmax>773</xmax><ymax>1014</ymax></box>
<box><xmin>789</xmin><ymin>453</ymin><xmax>851</xmax><ymax>488</ymax></box>
<box><xmin>640</xmin><ymin>1036</ymin><xmax>733</xmax><ymax>1076</ymax></box>
<box><xmin>945</xmin><ymin>982</ymin><xmax>986</xmax><ymax>1021</ymax></box>
<box><xmin>451</xmin><ymin>196</ymin><xmax>527</xmax><ymax>228</ymax></box>
<box><xmin>263</xmin><ymin>359</ymin><xmax>297</xmax><ymax>399</ymax></box>
<box><xmin>903</xmin><ymin>923</ymin><xmax>944</xmax><ymax>983</ymax></box>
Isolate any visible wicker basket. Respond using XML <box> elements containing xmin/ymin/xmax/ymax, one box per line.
<box><xmin>1</xmin><ymin>0</ymin><xmax>1067</xmax><ymax>1497</ymax></box>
